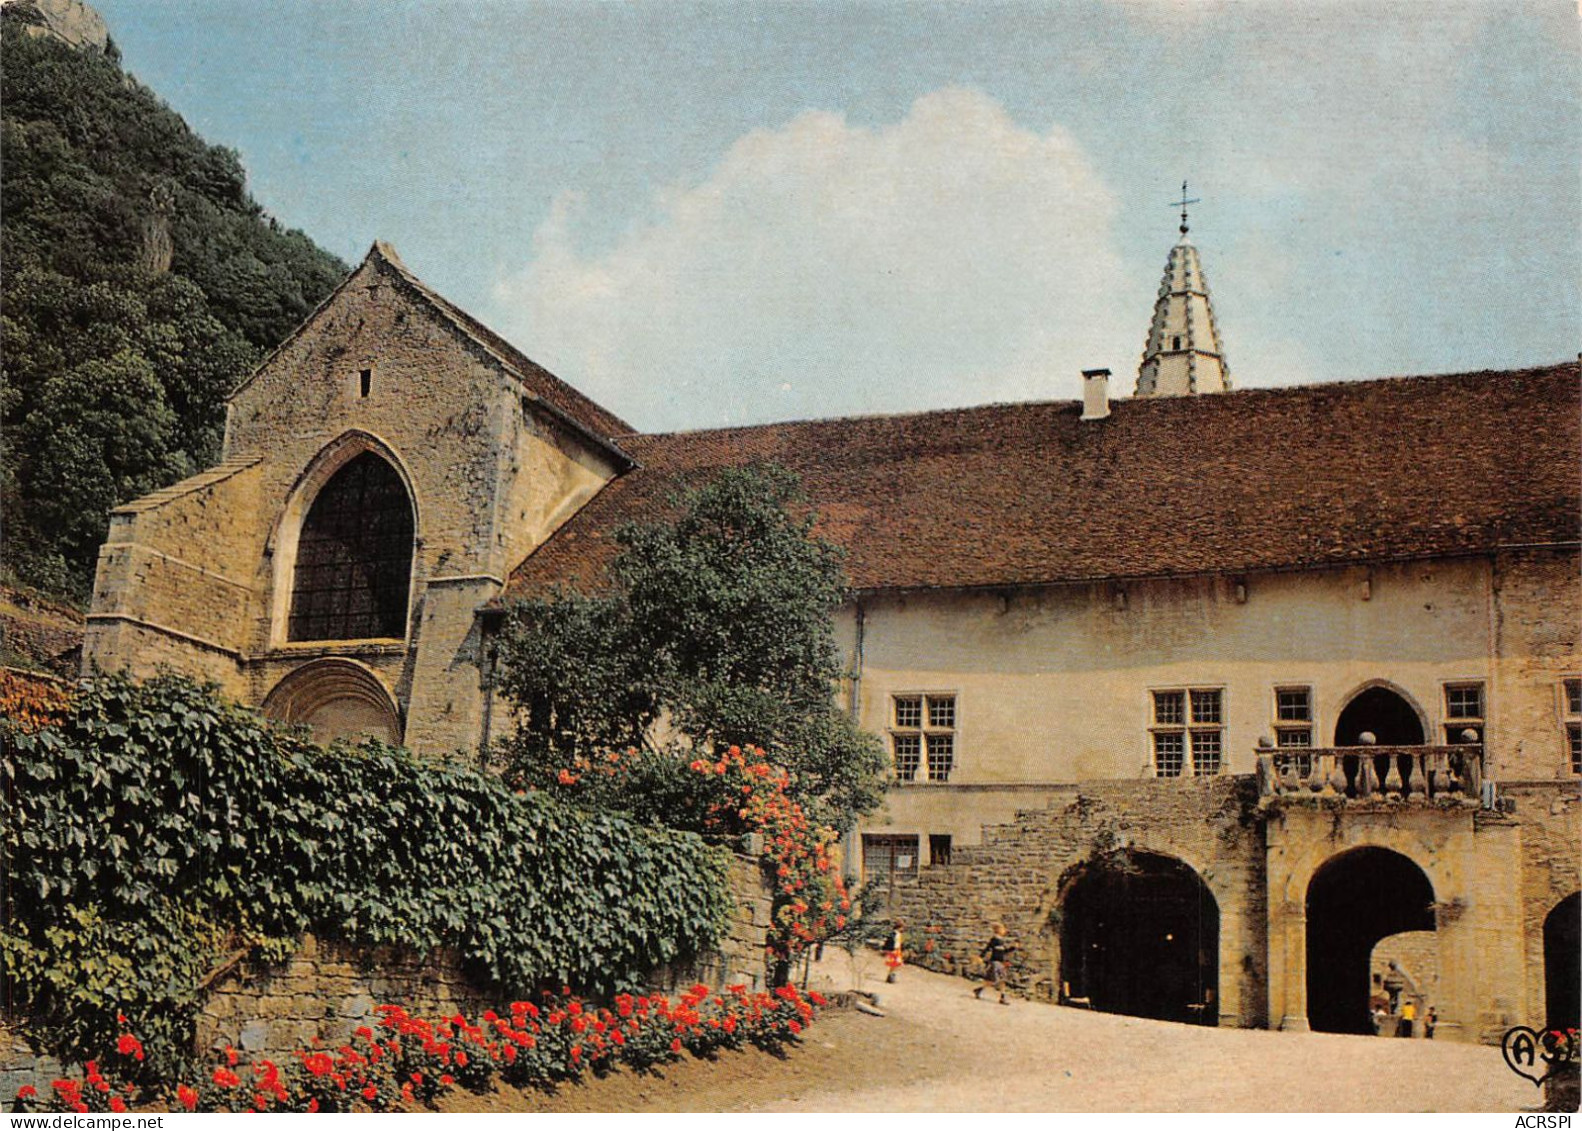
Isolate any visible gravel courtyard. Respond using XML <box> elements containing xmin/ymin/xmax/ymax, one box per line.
<box><xmin>443</xmin><ymin>954</ymin><xmax>1543</xmax><ymax>1113</ymax></box>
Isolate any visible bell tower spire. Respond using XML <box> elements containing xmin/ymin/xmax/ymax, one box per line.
<box><xmin>1135</xmin><ymin>181</ymin><xmax>1230</xmax><ymax>397</ymax></box>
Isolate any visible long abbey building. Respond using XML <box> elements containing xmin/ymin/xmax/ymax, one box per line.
<box><xmin>84</xmin><ymin>218</ymin><xmax>1580</xmax><ymax>1044</ymax></box>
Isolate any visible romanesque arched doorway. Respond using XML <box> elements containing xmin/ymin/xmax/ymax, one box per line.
<box><xmin>1306</xmin><ymin>846</ymin><xmax>1435</xmax><ymax>1034</ymax></box>
<box><xmin>1545</xmin><ymin>892</ymin><xmax>1580</xmax><ymax>1031</ymax></box>
<box><xmin>287</xmin><ymin>450</ymin><xmax>414</xmax><ymax>642</ymax></box>
<box><xmin>1059</xmin><ymin>851</ymin><xmax>1219</xmax><ymax>1025</ymax></box>
<box><xmin>261</xmin><ymin>659</ymin><xmax>403</xmax><ymax>746</ymax></box>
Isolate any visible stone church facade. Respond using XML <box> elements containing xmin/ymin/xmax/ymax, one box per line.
<box><xmin>83</xmin><ymin>227</ymin><xmax>1580</xmax><ymax>1044</ymax></box>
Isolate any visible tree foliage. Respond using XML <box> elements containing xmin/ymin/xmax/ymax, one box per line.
<box><xmin>496</xmin><ymin>464</ymin><xmax>888</xmax><ymax>830</ymax></box>
<box><xmin>1</xmin><ymin>673</ymin><xmax>732</xmax><ymax>1076</ymax></box>
<box><xmin>0</xmin><ymin>26</ymin><xmax>346</xmax><ymax>597</ymax></box>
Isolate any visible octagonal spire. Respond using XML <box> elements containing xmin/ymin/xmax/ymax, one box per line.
<box><xmin>1135</xmin><ymin>184</ymin><xmax>1230</xmax><ymax>397</ymax></box>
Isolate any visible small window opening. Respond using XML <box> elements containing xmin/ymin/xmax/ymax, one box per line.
<box><xmin>359</xmin><ymin>368</ymin><xmax>372</xmax><ymax>398</ymax></box>
<box><xmin>1172</xmin><ymin>335</ymin><xmax>1182</xmax><ymax>351</ymax></box>
<box><xmin>929</xmin><ymin>834</ymin><xmax>953</xmax><ymax>867</ymax></box>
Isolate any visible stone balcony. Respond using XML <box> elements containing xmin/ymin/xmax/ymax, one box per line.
<box><xmin>1256</xmin><ymin>744</ymin><xmax>1484</xmax><ymax>804</ymax></box>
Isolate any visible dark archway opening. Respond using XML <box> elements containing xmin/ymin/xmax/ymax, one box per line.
<box><xmin>1306</xmin><ymin>847</ymin><xmax>1435</xmax><ymax>1034</ymax></box>
<box><xmin>1335</xmin><ymin>686</ymin><xmax>1424</xmax><ymax>746</ymax></box>
<box><xmin>288</xmin><ymin>452</ymin><xmax>414</xmax><ymax>641</ymax></box>
<box><xmin>1060</xmin><ymin>851</ymin><xmax>1219</xmax><ymax>1025</ymax></box>
<box><xmin>1545</xmin><ymin>893</ymin><xmax>1580</xmax><ymax>1031</ymax></box>
<box><xmin>1334</xmin><ymin>686</ymin><xmax>1426</xmax><ymax>795</ymax></box>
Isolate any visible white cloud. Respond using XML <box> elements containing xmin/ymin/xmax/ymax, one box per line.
<box><xmin>491</xmin><ymin>87</ymin><xmax>1139</xmax><ymax>431</ymax></box>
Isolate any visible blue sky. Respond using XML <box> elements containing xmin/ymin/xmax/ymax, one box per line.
<box><xmin>94</xmin><ymin>0</ymin><xmax>1579</xmax><ymax>431</ymax></box>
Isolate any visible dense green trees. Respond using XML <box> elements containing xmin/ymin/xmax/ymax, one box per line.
<box><xmin>496</xmin><ymin>464</ymin><xmax>889</xmax><ymax>832</ymax></box>
<box><xmin>1</xmin><ymin>26</ymin><xmax>345</xmax><ymax>597</ymax></box>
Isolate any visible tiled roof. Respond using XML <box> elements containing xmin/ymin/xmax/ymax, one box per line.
<box><xmin>499</xmin><ymin>362</ymin><xmax>1580</xmax><ymax>602</ymax></box>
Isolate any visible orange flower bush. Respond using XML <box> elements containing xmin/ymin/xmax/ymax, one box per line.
<box><xmin>545</xmin><ymin>744</ymin><xmax>851</xmax><ymax>965</ymax></box>
<box><xmin>10</xmin><ymin>985</ymin><xmax>826</xmax><ymax>1114</ymax></box>
<box><xmin>0</xmin><ymin>667</ymin><xmax>72</xmax><ymax>733</ymax></box>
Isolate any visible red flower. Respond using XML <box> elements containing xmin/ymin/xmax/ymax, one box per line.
<box><xmin>307</xmin><ymin>1098</ymin><xmax>320</xmax><ymax>1113</ymax></box>
<box><xmin>109</xmin><ymin>1096</ymin><xmax>127</xmax><ymax>1113</ymax></box>
<box><xmin>362</xmin><ymin>1086</ymin><xmax>378</xmax><ymax>1101</ymax></box>
<box><xmin>17</xmin><ymin>1085</ymin><xmax>37</xmax><ymax>1099</ymax></box>
<box><xmin>212</xmin><ymin>1068</ymin><xmax>241</xmax><ymax>1089</ymax></box>
<box><xmin>670</xmin><ymin>1038</ymin><xmax>683</xmax><ymax>1053</ymax></box>
<box><xmin>177</xmin><ymin>1084</ymin><xmax>198</xmax><ymax>1111</ymax></box>
<box><xmin>303</xmin><ymin>1052</ymin><xmax>334</xmax><ymax>1078</ymax></box>
<box><xmin>116</xmin><ymin>1034</ymin><xmax>145</xmax><ymax>1061</ymax></box>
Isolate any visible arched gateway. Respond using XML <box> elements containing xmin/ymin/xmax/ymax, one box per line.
<box><xmin>1545</xmin><ymin>893</ymin><xmax>1580</xmax><ymax>1031</ymax></box>
<box><xmin>1060</xmin><ymin>851</ymin><xmax>1219</xmax><ymax>1025</ymax></box>
<box><xmin>1306</xmin><ymin>846</ymin><xmax>1435</xmax><ymax>1034</ymax></box>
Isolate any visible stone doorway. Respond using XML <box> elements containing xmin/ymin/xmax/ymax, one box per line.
<box><xmin>1545</xmin><ymin>892</ymin><xmax>1580</xmax><ymax>1031</ymax></box>
<box><xmin>1059</xmin><ymin>851</ymin><xmax>1219</xmax><ymax>1025</ymax></box>
<box><xmin>1306</xmin><ymin>846</ymin><xmax>1435</xmax><ymax>1034</ymax></box>
<box><xmin>1335</xmin><ymin>685</ymin><xmax>1425</xmax><ymax>746</ymax></box>
<box><xmin>1334</xmin><ymin>685</ymin><xmax>1426</xmax><ymax>796</ymax></box>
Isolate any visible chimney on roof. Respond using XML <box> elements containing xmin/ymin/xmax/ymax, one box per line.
<box><xmin>1082</xmin><ymin>368</ymin><xmax>1111</xmax><ymax>421</ymax></box>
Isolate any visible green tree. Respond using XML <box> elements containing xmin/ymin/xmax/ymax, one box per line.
<box><xmin>0</xmin><ymin>26</ymin><xmax>346</xmax><ymax>598</ymax></box>
<box><xmin>496</xmin><ymin>464</ymin><xmax>888</xmax><ymax>831</ymax></box>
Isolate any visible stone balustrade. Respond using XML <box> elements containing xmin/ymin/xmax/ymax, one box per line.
<box><xmin>1256</xmin><ymin>745</ymin><xmax>1483</xmax><ymax>804</ymax></box>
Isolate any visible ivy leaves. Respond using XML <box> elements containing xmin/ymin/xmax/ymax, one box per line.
<box><xmin>2</xmin><ymin>674</ymin><xmax>732</xmax><ymax>1077</ymax></box>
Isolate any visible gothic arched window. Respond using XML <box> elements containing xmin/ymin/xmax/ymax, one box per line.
<box><xmin>287</xmin><ymin>452</ymin><xmax>414</xmax><ymax>641</ymax></box>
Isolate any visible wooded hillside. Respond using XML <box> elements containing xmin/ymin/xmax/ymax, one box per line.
<box><xmin>1</xmin><ymin>22</ymin><xmax>346</xmax><ymax>599</ymax></box>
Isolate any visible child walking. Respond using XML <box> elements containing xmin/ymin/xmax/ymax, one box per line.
<box><xmin>974</xmin><ymin>922</ymin><xmax>1016</xmax><ymax>1004</ymax></box>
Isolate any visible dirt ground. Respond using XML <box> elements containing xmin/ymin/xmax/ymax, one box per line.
<box><xmin>437</xmin><ymin>953</ymin><xmax>1543</xmax><ymax>1113</ymax></box>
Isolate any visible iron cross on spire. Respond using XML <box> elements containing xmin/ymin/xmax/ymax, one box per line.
<box><xmin>1172</xmin><ymin>180</ymin><xmax>1200</xmax><ymax>235</ymax></box>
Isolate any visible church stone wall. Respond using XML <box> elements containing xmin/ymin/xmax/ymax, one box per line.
<box><xmin>84</xmin><ymin>250</ymin><xmax>620</xmax><ymax>758</ymax></box>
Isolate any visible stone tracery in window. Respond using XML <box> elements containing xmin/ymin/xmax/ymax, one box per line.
<box><xmin>287</xmin><ymin>452</ymin><xmax>414</xmax><ymax>642</ymax></box>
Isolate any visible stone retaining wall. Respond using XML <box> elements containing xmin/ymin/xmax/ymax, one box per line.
<box><xmin>198</xmin><ymin>854</ymin><xmax>773</xmax><ymax>1060</ymax></box>
<box><xmin>0</xmin><ymin>1026</ymin><xmax>65</xmax><ymax>1108</ymax></box>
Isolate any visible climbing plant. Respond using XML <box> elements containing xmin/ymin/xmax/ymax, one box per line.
<box><xmin>0</xmin><ymin>673</ymin><xmax>733</xmax><ymax>1077</ymax></box>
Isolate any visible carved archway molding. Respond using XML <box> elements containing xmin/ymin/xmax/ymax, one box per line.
<box><xmin>260</xmin><ymin>658</ymin><xmax>403</xmax><ymax>746</ymax></box>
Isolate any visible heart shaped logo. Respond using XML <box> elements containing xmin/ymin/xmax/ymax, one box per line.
<box><xmin>1501</xmin><ymin>1026</ymin><xmax>1579</xmax><ymax>1087</ymax></box>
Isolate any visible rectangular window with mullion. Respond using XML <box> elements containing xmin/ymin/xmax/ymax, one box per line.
<box><xmin>1152</xmin><ymin>686</ymin><xmax>1223</xmax><ymax>777</ymax></box>
<box><xmin>890</xmin><ymin>692</ymin><xmax>958</xmax><ymax>783</ymax></box>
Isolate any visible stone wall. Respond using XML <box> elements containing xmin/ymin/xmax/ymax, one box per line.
<box><xmin>652</xmin><ymin>855</ymin><xmax>776</xmax><ymax>994</ymax></box>
<box><xmin>83</xmin><ymin>245</ymin><xmax>622</xmax><ymax>758</ymax></box>
<box><xmin>197</xmin><ymin>855</ymin><xmax>773</xmax><ymax>1061</ymax></box>
<box><xmin>0</xmin><ymin>1026</ymin><xmax>64</xmax><ymax>1110</ymax></box>
<box><xmin>1504</xmin><ymin>780</ymin><xmax>1582</xmax><ymax>1030</ymax></box>
<box><xmin>196</xmin><ymin>936</ymin><xmax>491</xmax><ymax>1060</ymax></box>
<box><xmin>886</xmin><ymin>775</ymin><xmax>1267</xmax><ymax>1028</ymax></box>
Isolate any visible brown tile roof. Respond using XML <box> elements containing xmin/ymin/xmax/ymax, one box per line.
<box><xmin>499</xmin><ymin>362</ymin><xmax>1580</xmax><ymax>602</ymax></box>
